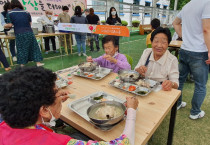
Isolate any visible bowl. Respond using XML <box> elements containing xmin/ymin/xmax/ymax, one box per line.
<box><xmin>87</xmin><ymin>101</ymin><xmax>126</xmax><ymax>126</ymax></box>
<box><xmin>118</xmin><ymin>70</ymin><xmax>140</xmax><ymax>82</ymax></box>
<box><xmin>78</xmin><ymin>62</ymin><xmax>97</xmax><ymax>72</ymax></box>
<box><xmin>135</xmin><ymin>87</ymin><xmax>150</xmax><ymax>96</ymax></box>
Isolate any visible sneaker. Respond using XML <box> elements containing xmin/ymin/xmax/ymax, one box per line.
<box><xmin>177</xmin><ymin>101</ymin><xmax>186</xmax><ymax>110</ymax></box>
<box><xmin>82</xmin><ymin>53</ymin><xmax>87</xmax><ymax>57</ymax></box>
<box><xmin>37</xmin><ymin>63</ymin><xmax>44</xmax><ymax>67</ymax></box>
<box><xmin>13</xmin><ymin>56</ymin><xmax>17</xmax><ymax>62</ymax></box>
<box><xmin>78</xmin><ymin>53</ymin><xmax>81</xmax><ymax>56</ymax></box>
<box><xmin>45</xmin><ymin>51</ymin><xmax>49</xmax><ymax>54</ymax></box>
<box><xmin>189</xmin><ymin>111</ymin><xmax>205</xmax><ymax>120</ymax></box>
<box><xmin>54</xmin><ymin>50</ymin><xmax>59</xmax><ymax>53</ymax></box>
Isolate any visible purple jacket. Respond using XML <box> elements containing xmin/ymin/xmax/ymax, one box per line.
<box><xmin>93</xmin><ymin>53</ymin><xmax>131</xmax><ymax>73</ymax></box>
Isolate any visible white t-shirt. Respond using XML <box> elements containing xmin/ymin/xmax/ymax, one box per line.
<box><xmin>177</xmin><ymin>0</ymin><xmax>210</xmax><ymax>52</ymax></box>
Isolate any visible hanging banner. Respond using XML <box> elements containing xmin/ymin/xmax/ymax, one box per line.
<box><xmin>58</xmin><ymin>23</ymin><xmax>130</xmax><ymax>37</ymax></box>
<box><xmin>0</xmin><ymin>0</ymin><xmax>87</xmax><ymax>17</ymax></box>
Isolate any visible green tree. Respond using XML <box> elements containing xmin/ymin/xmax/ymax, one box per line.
<box><xmin>170</xmin><ymin>0</ymin><xmax>190</xmax><ymax>10</ymax></box>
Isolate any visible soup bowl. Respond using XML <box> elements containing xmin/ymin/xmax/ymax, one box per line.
<box><xmin>78</xmin><ymin>62</ymin><xmax>97</xmax><ymax>72</ymax></box>
<box><xmin>118</xmin><ymin>70</ymin><xmax>140</xmax><ymax>82</ymax></box>
<box><xmin>87</xmin><ymin>101</ymin><xmax>126</xmax><ymax>126</ymax></box>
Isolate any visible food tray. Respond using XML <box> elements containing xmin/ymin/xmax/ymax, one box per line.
<box><xmin>68</xmin><ymin>91</ymin><xmax>125</xmax><ymax>131</ymax></box>
<box><xmin>56</xmin><ymin>75</ymin><xmax>68</xmax><ymax>89</ymax></box>
<box><xmin>109</xmin><ymin>79</ymin><xmax>159</xmax><ymax>96</ymax></box>
<box><xmin>55</xmin><ymin>66</ymin><xmax>79</xmax><ymax>75</ymax></box>
<box><xmin>73</xmin><ymin>66</ymin><xmax>112</xmax><ymax>80</ymax></box>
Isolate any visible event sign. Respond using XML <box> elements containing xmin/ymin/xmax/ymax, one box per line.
<box><xmin>0</xmin><ymin>0</ymin><xmax>86</xmax><ymax>17</ymax></box>
<box><xmin>58</xmin><ymin>23</ymin><xmax>130</xmax><ymax>37</ymax></box>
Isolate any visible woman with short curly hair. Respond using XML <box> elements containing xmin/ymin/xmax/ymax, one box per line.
<box><xmin>0</xmin><ymin>66</ymin><xmax>138</xmax><ymax>145</ymax></box>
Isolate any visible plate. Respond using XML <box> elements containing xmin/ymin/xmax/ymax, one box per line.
<box><xmin>73</xmin><ymin>66</ymin><xmax>112</xmax><ymax>80</ymax></box>
<box><xmin>109</xmin><ymin>79</ymin><xmax>157</xmax><ymax>96</ymax></box>
<box><xmin>68</xmin><ymin>91</ymin><xmax>125</xmax><ymax>131</ymax></box>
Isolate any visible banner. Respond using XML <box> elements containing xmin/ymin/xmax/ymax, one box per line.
<box><xmin>58</xmin><ymin>23</ymin><xmax>130</xmax><ymax>37</ymax></box>
<box><xmin>0</xmin><ymin>0</ymin><xmax>86</xmax><ymax>17</ymax></box>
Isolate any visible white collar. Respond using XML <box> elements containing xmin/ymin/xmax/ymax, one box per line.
<box><xmin>112</xmin><ymin>52</ymin><xmax>118</xmax><ymax>58</ymax></box>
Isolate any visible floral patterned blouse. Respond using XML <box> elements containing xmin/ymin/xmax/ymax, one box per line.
<box><xmin>67</xmin><ymin>134</ymin><xmax>130</xmax><ymax>145</ymax></box>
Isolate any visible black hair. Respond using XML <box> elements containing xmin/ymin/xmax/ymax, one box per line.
<box><xmin>89</xmin><ymin>8</ymin><xmax>94</xmax><ymax>16</ymax></box>
<box><xmin>102</xmin><ymin>35</ymin><xmax>117</xmax><ymax>49</ymax></box>
<box><xmin>62</xmin><ymin>6</ymin><xmax>69</xmax><ymax>11</ymax></box>
<box><xmin>3</xmin><ymin>2</ymin><xmax>11</xmax><ymax>12</ymax></box>
<box><xmin>0</xmin><ymin>66</ymin><xmax>57</xmax><ymax>128</ymax></box>
<box><xmin>108</xmin><ymin>7</ymin><xmax>119</xmax><ymax>19</ymax></box>
<box><xmin>74</xmin><ymin>6</ymin><xmax>82</xmax><ymax>17</ymax></box>
<box><xmin>151</xmin><ymin>18</ymin><xmax>160</xmax><ymax>29</ymax></box>
<box><xmin>11</xmin><ymin>0</ymin><xmax>24</xmax><ymax>10</ymax></box>
<box><xmin>150</xmin><ymin>27</ymin><xmax>172</xmax><ymax>44</ymax></box>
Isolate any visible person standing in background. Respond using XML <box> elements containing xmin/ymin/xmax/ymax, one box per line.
<box><xmin>82</xmin><ymin>9</ymin><xmax>91</xmax><ymax>47</ymax></box>
<box><xmin>4</xmin><ymin>0</ymin><xmax>43</xmax><ymax>67</ymax></box>
<box><xmin>70</xmin><ymin>6</ymin><xmax>88</xmax><ymax>56</ymax></box>
<box><xmin>173</xmin><ymin>0</ymin><xmax>210</xmax><ymax>119</ymax></box>
<box><xmin>146</xmin><ymin>18</ymin><xmax>160</xmax><ymax>48</ymax></box>
<box><xmin>37</xmin><ymin>10</ymin><xmax>58</xmax><ymax>54</ymax></box>
<box><xmin>82</xmin><ymin>9</ymin><xmax>90</xmax><ymax>17</ymax></box>
<box><xmin>1</xmin><ymin>2</ymin><xmax>17</xmax><ymax>62</ymax></box>
<box><xmin>106</xmin><ymin>7</ymin><xmax>121</xmax><ymax>51</ymax></box>
<box><xmin>57</xmin><ymin>6</ymin><xmax>71</xmax><ymax>50</ymax></box>
<box><xmin>86</xmin><ymin>8</ymin><xmax>100</xmax><ymax>52</ymax></box>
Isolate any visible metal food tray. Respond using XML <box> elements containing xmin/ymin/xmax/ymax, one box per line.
<box><xmin>56</xmin><ymin>66</ymin><xmax>78</xmax><ymax>75</ymax></box>
<box><xmin>56</xmin><ymin>75</ymin><xmax>68</xmax><ymax>89</ymax></box>
<box><xmin>73</xmin><ymin>66</ymin><xmax>112</xmax><ymax>80</ymax></box>
<box><xmin>109</xmin><ymin>79</ymin><xmax>159</xmax><ymax>96</ymax></box>
<box><xmin>68</xmin><ymin>91</ymin><xmax>125</xmax><ymax>131</ymax></box>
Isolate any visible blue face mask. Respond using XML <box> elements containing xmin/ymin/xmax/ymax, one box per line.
<box><xmin>41</xmin><ymin>108</ymin><xmax>56</xmax><ymax>127</ymax></box>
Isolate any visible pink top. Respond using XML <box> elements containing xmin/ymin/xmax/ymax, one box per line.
<box><xmin>0</xmin><ymin>122</ymin><xmax>71</xmax><ymax>145</ymax></box>
<box><xmin>0</xmin><ymin>109</ymin><xmax>136</xmax><ymax>145</ymax></box>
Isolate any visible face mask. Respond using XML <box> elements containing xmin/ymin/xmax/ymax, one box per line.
<box><xmin>41</xmin><ymin>108</ymin><xmax>56</xmax><ymax>127</ymax></box>
<box><xmin>47</xmin><ymin>15</ymin><xmax>52</xmax><ymax>18</ymax></box>
<box><xmin>111</xmin><ymin>11</ymin><xmax>116</xmax><ymax>16</ymax></box>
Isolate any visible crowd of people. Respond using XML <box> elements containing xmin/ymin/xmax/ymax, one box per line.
<box><xmin>0</xmin><ymin>0</ymin><xmax>210</xmax><ymax>144</ymax></box>
<box><xmin>0</xmin><ymin>1</ymin><xmax>123</xmax><ymax>70</ymax></box>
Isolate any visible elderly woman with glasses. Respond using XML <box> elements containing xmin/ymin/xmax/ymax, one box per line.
<box><xmin>135</xmin><ymin>27</ymin><xmax>179</xmax><ymax>91</ymax></box>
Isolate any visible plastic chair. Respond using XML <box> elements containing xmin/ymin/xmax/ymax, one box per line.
<box><xmin>124</xmin><ymin>54</ymin><xmax>133</xmax><ymax>68</ymax></box>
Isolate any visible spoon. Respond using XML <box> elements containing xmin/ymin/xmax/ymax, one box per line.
<box><xmin>99</xmin><ymin>65</ymin><xmax>101</xmax><ymax>75</ymax></box>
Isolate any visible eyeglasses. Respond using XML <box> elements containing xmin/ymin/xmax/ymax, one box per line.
<box><xmin>153</xmin><ymin>37</ymin><xmax>168</xmax><ymax>45</ymax></box>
